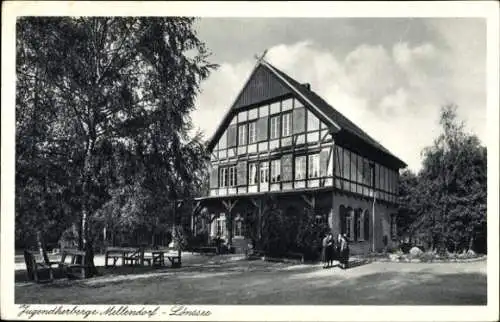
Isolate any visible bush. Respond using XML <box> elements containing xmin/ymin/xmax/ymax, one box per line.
<box><xmin>187</xmin><ymin>232</ymin><xmax>208</xmax><ymax>249</ymax></box>
<box><xmin>400</xmin><ymin>243</ymin><xmax>412</xmax><ymax>254</ymax></box>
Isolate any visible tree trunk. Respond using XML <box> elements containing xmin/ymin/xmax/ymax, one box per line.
<box><xmin>79</xmin><ymin>137</ymin><xmax>97</xmax><ymax>276</ymax></box>
<box><xmin>468</xmin><ymin>233</ymin><xmax>474</xmax><ymax>252</ymax></box>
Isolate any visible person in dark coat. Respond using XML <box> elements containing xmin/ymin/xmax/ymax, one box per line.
<box><xmin>327</xmin><ymin>233</ymin><xmax>335</xmax><ymax>268</ymax></box>
<box><xmin>340</xmin><ymin>233</ymin><xmax>350</xmax><ymax>269</ymax></box>
<box><xmin>321</xmin><ymin>233</ymin><xmax>332</xmax><ymax>268</ymax></box>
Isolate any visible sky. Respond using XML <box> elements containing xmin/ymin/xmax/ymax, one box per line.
<box><xmin>189</xmin><ymin>18</ymin><xmax>486</xmax><ymax>173</ymax></box>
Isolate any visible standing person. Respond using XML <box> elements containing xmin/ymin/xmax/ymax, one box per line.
<box><xmin>321</xmin><ymin>233</ymin><xmax>331</xmax><ymax>269</ymax></box>
<box><xmin>340</xmin><ymin>233</ymin><xmax>350</xmax><ymax>269</ymax></box>
<box><xmin>327</xmin><ymin>233</ymin><xmax>335</xmax><ymax>268</ymax></box>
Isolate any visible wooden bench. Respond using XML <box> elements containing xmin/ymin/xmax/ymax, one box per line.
<box><xmin>23</xmin><ymin>250</ymin><xmax>54</xmax><ymax>283</ymax></box>
<box><xmin>146</xmin><ymin>248</ymin><xmax>181</xmax><ymax>268</ymax></box>
<box><xmin>59</xmin><ymin>248</ymin><xmax>89</xmax><ymax>279</ymax></box>
<box><xmin>104</xmin><ymin>247</ymin><xmax>140</xmax><ymax>268</ymax></box>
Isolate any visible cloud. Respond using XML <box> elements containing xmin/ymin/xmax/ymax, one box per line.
<box><xmin>193</xmin><ymin>25</ymin><xmax>486</xmax><ymax>172</ymax></box>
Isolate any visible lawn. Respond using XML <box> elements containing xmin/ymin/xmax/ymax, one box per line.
<box><xmin>15</xmin><ymin>255</ymin><xmax>487</xmax><ymax>305</ymax></box>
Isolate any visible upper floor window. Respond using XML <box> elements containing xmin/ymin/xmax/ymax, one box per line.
<box><xmin>248</xmin><ymin>121</ymin><xmax>257</xmax><ymax>144</ymax></box>
<box><xmin>282</xmin><ymin>98</ymin><xmax>293</xmax><ymax>111</ymax></box>
<box><xmin>219</xmin><ymin>167</ymin><xmax>228</xmax><ymax>187</ymax></box>
<box><xmin>307</xmin><ymin>110</ymin><xmax>320</xmax><ymax>131</ymax></box>
<box><xmin>260</xmin><ymin>162</ymin><xmax>269</xmax><ymax>184</ymax></box>
<box><xmin>248</xmin><ymin>108</ymin><xmax>258</xmax><ymax>120</ymax></box>
<box><xmin>295</xmin><ymin>155</ymin><xmax>307</xmax><ymax>180</ymax></box>
<box><xmin>270</xmin><ymin>159</ymin><xmax>281</xmax><ymax>183</ymax></box>
<box><xmin>248</xmin><ymin>162</ymin><xmax>258</xmax><ymax>185</ymax></box>
<box><xmin>219</xmin><ymin>166</ymin><xmax>237</xmax><ymax>187</ymax></box>
<box><xmin>270</xmin><ymin>115</ymin><xmax>281</xmax><ymax>140</ymax></box>
<box><xmin>282</xmin><ymin>113</ymin><xmax>292</xmax><ymax>137</ymax></box>
<box><xmin>228</xmin><ymin>165</ymin><xmax>237</xmax><ymax>187</ymax></box>
<box><xmin>308</xmin><ymin>154</ymin><xmax>320</xmax><ymax>179</ymax></box>
<box><xmin>238</xmin><ymin>124</ymin><xmax>247</xmax><ymax>146</ymax></box>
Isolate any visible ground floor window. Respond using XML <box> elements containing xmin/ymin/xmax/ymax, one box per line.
<box><xmin>234</xmin><ymin>214</ymin><xmax>245</xmax><ymax>237</ymax></box>
<box><xmin>355</xmin><ymin>208</ymin><xmax>363</xmax><ymax>241</ymax></box>
<box><xmin>390</xmin><ymin>214</ymin><xmax>397</xmax><ymax>240</ymax></box>
<box><xmin>216</xmin><ymin>214</ymin><xmax>226</xmax><ymax>237</ymax></box>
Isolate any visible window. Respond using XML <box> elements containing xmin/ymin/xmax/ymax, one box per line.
<box><xmin>248</xmin><ymin>121</ymin><xmax>257</xmax><ymax>144</ymax></box>
<box><xmin>343</xmin><ymin>149</ymin><xmax>350</xmax><ymax>180</ymax></box>
<box><xmin>315</xmin><ymin>215</ymin><xmax>325</xmax><ymax>225</ymax></box>
<box><xmin>238</xmin><ymin>111</ymin><xmax>247</xmax><ymax>122</ymax></box>
<box><xmin>295</xmin><ymin>156</ymin><xmax>307</xmax><ymax>180</ymax></box>
<box><xmin>260</xmin><ymin>162</ymin><xmax>269</xmax><ymax>184</ymax></box>
<box><xmin>228</xmin><ymin>165</ymin><xmax>237</xmax><ymax>187</ymax></box>
<box><xmin>234</xmin><ymin>215</ymin><xmax>245</xmax><ymax>237</ymax></box>
<box><xmin>282</xmin><ymin>98</ymin><xmax>293</xmax><ymax>111</ymax></box>
<box><xmin>270</xmin><ymin>115</ymin><xmax>281</xmax><ymax>139</ymax></box>
<box><xmin>270</xmin><ymin>102</ymin><xmax>280</xmax><ymax>114</ymax></box>
<box><xmin>355</xmin><ymin>209</ymin><xmax>363</xmax><ymax>241</ymax></box>
<box><xmin>248</xmin><ymin>163</ymin><xmax>258</xmax><ymax>185</ymax></box>
<box><xmin>345</xmin><ymin>210</ymin><xmax>353</xmax><ymax>240</ymax></box>
<box><xmin>259</xmin><ymin>105</ymin><xmax>268</xmax><ymax>117</ymax></box>
<box><xmin>238</xmin><ymin>124</ymin><xmax>247</xmax><ymax>146</ymax></box>
<box><xmin>282</xmin><ymin>113</ymin><xmax>292</xmax><ymax>137</ymax></box>
<box><xmin>307</xmin><ymin>110</ymin><xmax>320</xmax><ymax>131</ymax></box>
<box><xmin>219</xmin><ymin>168</ymin><xmax>228</xmax><ymax>187</ymax></box>
<box><xmin>248</xmin><ymin>108</ymin><xmax>258</xmax><ymax>120</ymax></box>
<box><xmin>270</xmin><ymin>159</ymin><xmax>281</xmax><ymax>183</ymax></box>
<box><xmin>216</xmin><ymin>214</ymin><xmax>226</xmax><ymax>237</ymax></box>
<box><xmin>308</xmin><ymin>154</ymin><xmax>320</xmax><ymax>179</ymax></box>
<box><xmin>390</xmin><ymin>214</ymin><xmax>397</xmax><ymax>240</ymax></box>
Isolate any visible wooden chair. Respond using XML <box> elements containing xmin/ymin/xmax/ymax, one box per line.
<box><xmin>23</xmin><ymin>250</ymin><xmax>54</xmax><ymax>283</ymax></box>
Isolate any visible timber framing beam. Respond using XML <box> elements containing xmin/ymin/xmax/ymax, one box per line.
<box><xmin>221</xmin><ymin>199</ymin><xmax>238</xmax><ymax>213</ymax></box>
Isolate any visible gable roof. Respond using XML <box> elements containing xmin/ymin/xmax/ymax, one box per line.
<box><xmin>207</xmin><ymin>59</ymin><xmax>407</xmax><ymax>169</ymax></box>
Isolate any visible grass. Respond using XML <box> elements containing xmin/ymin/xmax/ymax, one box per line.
<box><xmin>15</xmin><ymin>256</ymin><xmax>487</xmax><ymax>305</ymax></box>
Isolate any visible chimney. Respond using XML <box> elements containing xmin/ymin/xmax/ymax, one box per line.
<box><xmin>302</xmin><ymin>83</ymin><xmax>311</xmax><ymax>90</ymax></box>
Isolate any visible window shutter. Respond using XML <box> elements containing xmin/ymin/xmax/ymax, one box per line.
<box><xmin>257</xmin><ymin>117</ymin><xmax>268</xmax><ymax>142</ymax></box>
<box><xmin>319</xmin><ymin>150</ymin><xmax>329</xmax><ymax>177</ymax></box>
<box><xmin>209</xmin><ymin>166</ymin><xmax>219</xmax><ymax>188</ymax></box>
<box><xmin>281</xmin><ymin>154</ymin><xmax>293</xmax><ymax>181</ymax></box>
<box><xmin>293</xmin><ymin>107</ymin><xmax>305</xmax><ymax>134</ymax></box>
<box><xmin>237</xmin><ymin>161</ymin><xmax>247</xmax><ymax>186</ymax></box>
<box><xmin>227</xmin><ymin>125</ymin><xmax>237</xmax><ymax>148</ymax></box>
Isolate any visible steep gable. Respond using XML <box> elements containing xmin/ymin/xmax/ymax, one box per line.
<box><xmin>206</xmin><ymin>59</ymin><xmax>407</xmax><ymax>169</ymax></box>
<box><xmin>233</xmin><ymin>64</ymin><xmax>292</xmax><ymax>110</ymax></box>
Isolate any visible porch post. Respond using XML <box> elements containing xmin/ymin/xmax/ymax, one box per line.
<box><xmin>222</xmin><ymin>199</ymin><xmax>238</xmax><ymax>248</ymax></box>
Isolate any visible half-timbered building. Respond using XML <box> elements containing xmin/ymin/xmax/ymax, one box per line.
<box><xmin>191</xmin><ymin>57</ymin><xmax>407</xmax><ymax>256</ymax></box>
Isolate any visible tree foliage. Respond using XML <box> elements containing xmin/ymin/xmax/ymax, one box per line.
<box><xmin>16</xmin><ymin>17</ymin><xmax>217</xmax><ymax>265</ymax></box>
<box><xmin>397</xmin><ymin>104</ymin><xmax>487</xmax><ymax>253</ymax></box>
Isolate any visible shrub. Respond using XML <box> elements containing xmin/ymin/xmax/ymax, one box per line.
<box><xmin>419</xmin><ymin>252</ymin><xmax>435</xmax><ymax>262</ymax></box>
<box><xmin>400</xmin><ymin>243</ymin><xmax>412</xmax><ymax>254</ymax></box>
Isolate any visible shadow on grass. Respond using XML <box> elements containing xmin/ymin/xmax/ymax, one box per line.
<box><xmin>15</xmin><ymin>260</ymin><xmax>486</xmax><ymax>305</ymax></box>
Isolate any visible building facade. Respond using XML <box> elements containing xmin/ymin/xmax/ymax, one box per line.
<box><xmin>192</xmin><ymin>59</ymin><xmax>407</xmax><ymax>255</ymax></box>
